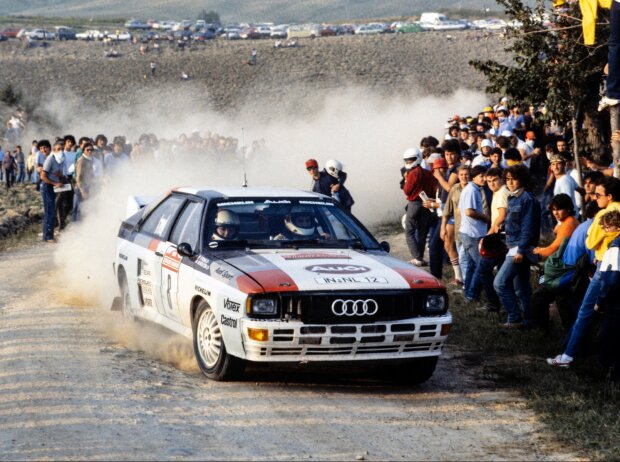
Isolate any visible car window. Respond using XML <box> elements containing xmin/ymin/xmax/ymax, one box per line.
<box><xmin>169</xmin><ymin>201</ymin><xmax>203</xmax><ymax>249</ymax></box>
<box><xmin>140</xmin><ymin>195</ymin><xmax>186</xmax><ymax>239</ymax></box>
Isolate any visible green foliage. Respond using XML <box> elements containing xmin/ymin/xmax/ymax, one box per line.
<box><xmin>0</xmin><ymin>83</ymin><xmax>21</xmax><ymax>106</ymax></box>
<box><xmin>471</xmin><ymin>0</ymin><xmax>609</xmax><ymax>127</ymax></box>
<box><xmin>196</xmin><ymin>9</ymin><xmax>220</xmax><ymax>24</ymax></box>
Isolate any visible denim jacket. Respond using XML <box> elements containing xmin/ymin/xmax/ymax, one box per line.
<box><xmin>505</xmin><ymin>189</ymin><xmax>540</xmax><ymax>254</ymax></box>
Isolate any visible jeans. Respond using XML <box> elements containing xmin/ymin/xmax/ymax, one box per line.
<box><xmin>428</xmin><ymin>214</ymin><xmax>444</xmax><ymax>279</ymax></box>
<box><xmin>466</xmin><ymin>255</ymin><xmax>501</xmax><ymax>307</ymax></box>
<box><xmin>41</xmin><ymin>183</ymin><xmax>56</xmax><ymax>241</ymax></box>
<box><xmin>493</xmin><ymin>255</ymin><xmax>532</xmax><ymax>324</ymax></box>
<box><xmin>16</xmin><ymin>162</ymin><xmax>25</xmax><ymax>183</ymax></box>
<box><xmin>405</xmin><ymin>201</ymin><xmax>432</xmax><ymax>260</ymax></box>
<box><xmin>72</xmin><ymin>189</ymin><xmax>82</xmax><ymax>222</ymax></box>
<box><xmin>459</xmin><ymin>233</ymin><xmax>482</xmax><ymax>294</ymax></box>
<box><xmin>609</xmin><ymin>0</ymin><xmax>620</xmax><ymax>99</ymax></box>
<box><xmin>457</xmin><ymin>242</ymin><xmax>470</xmax><ymax>285</ymax></box>
<box><xmin>564</xmin><ymin>265</ymin><xmax>602</xmax><ymax>358</ymax></box>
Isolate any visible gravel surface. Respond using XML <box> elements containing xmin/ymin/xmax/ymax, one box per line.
<box><xmin>0</xmin><ymin>236</ymin><xmax>580</xmax><ymax>461</ymax></box>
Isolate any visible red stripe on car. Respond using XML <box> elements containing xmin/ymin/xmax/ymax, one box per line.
<box><xmin>236</xmin><ymin>269</ymin><xmax>299</xmax><ymax>294</ymax></box>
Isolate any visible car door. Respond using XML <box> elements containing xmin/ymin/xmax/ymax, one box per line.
<box><xmin>137</xmin><ymin>194</ymin><xmax>186</xmax><ymax>318</ymax></box>
<box><xmin>165</xmin><ymin>199</ymin><xmax>204</xmax><ymax>321</ymax></box>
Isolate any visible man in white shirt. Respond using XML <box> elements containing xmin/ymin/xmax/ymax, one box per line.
<box><xmin>551</xmin><ymin>154</ymin><xmax>579</xmax><ymax>214</ymax></box>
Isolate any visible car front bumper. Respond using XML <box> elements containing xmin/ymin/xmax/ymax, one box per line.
<box><xmin>240</xmin><ymin>314</ymin><xmax>452</xmax><ymax>362</ymax></box>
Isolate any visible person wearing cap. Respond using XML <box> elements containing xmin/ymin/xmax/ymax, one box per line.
<box><xmin>305</xmin><ymin>159</ymin><xmax>320</xmax><ymax>190</ymax></box>
<box><xmin>496</xmin><ymin>106</ymin><xmax>515</xmax><ymax>134</ymax></box>
<box><xmin>472</xmin><ymin>139</ymin><xmax>493</xmax><ymax>168</ymax></box>
<box><xmin>482</xmin><ymin>106</ymin><xmax>495</xmax><ymax>121</ymax></box>
<box><xmin>423</xmin><ymin>157</ymin><xmax>449</xmax><ymax>279</ymax></box>
<box><xmin>551</xmin><ymin>154</ymin><xmax>579</xmax><ymax>214</ymax></box>
<box><xmin>403</xmin><ymin>148</ymin><xmax>437</xmax><ymax>267</ymax></box>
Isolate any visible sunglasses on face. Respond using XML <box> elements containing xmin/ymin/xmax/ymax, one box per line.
<box><xmin>306</xmin><ymin>166</ymin><xmax>318</xmax><ymax>171</ymax></box>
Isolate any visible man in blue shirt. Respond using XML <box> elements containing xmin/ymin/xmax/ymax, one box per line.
<box><xmin>458</xmin><ymin>165</ymin><xmax>490</xmax><ymax>295</ymax></box>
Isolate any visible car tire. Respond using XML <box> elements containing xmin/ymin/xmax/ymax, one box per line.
<box><xmin>193</xmin><ymin>300</ymin><xmax>245</xmax><ymax>381</ymax></box>
<box><xmin>119</xmin><ymin>272</ymin><xmax>135</xmax><ymax>321</ymax></box>
<box><xmin>387</xmin><ymin>356</ymin><xmax>438</xmax><ymax>385</ymax></box>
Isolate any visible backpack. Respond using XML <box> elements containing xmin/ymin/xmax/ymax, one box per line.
<box><xmin>543</xmin><ymin>237</ymin><xmax>573</xmax><ymax>290</ymax></box>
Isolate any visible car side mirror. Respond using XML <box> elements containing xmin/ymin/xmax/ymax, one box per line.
<box><xmin>177</xmin><ymin>242</ymin><xmax>195</xmax><ymax>258</ymax></box>
<box><xmin>380</xmin><ymin>241</ymin><xmax>390</xmax><ymax>253</ymax></box>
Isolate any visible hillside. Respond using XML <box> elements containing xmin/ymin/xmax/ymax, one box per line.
<box><xmin>0</xmin><ymin>0</ymin><xmax>503</xmax><ymax>23</ymax></box>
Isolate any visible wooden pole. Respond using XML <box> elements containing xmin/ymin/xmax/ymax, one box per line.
<box><xmin>571</xmin><ymin>117</ymin><xmax>586</xmax><ymax>217</ymax></box>
<box><xmin>610</xmin><ymin>105</ymin><xmax>620</xmax><ymax>179</ymax></box>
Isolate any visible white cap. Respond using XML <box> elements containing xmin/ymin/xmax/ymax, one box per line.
<box><xmin>496</xmin><ymin>105</ymin><xmax>508</xmax><ymax>113</ymax></box>
<box><xmin>444</xmin><ymin>133</ymin><xmax>454</xmax><ymax>140</ymax></box>
<box><xmin>501</xmin><ymin>96</ymin><xmax>509</xmax><ymax>102</ymax></box>
<box><xmin>481</xmin><ymin>139</ymin><xmax>494</xmax><ymax>148</ymax></box>
<box><xmin>500</xmin><ymin>130</ymin><xmax>513</xmax><ymax>137</ymax></box>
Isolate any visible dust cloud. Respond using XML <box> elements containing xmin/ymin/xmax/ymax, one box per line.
<box><xmin>47</xmin><ymin>84</ymin><xmax>484</xmax><ymax>363</ymax></box>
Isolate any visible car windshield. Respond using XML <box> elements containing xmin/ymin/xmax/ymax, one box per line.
<box><xmin>205</xmin><ymin>198</ymin><xmax>380</xmax><ymax>250</ymax></box>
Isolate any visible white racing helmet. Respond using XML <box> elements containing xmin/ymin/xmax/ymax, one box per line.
<box><xmin>285</xmin><ymin>206</ymin><xmax>316</xmax><ymax>237</ymax></box>
<box><xmin>403</xmin><ymin>148</ymin><xmax>422</xmax><ymax>169</ymax></box>
<box><xmin>325</xmin><ymin>159</ymin><xmax>343</xmax><ymax>178</ymax></box>
<box><xmin>213</xmin><ymin>209</ymin><xmax>240</xmax><ymax>240</ymax></box>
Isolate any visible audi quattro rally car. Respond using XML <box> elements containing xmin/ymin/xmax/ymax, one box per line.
<box><xmin>113</xmin><ymin>187</ymin><xmax>452</xmax><ymax>383</ymax></box>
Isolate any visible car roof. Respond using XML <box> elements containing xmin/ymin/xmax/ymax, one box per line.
<box><xmin>175</xmin><ymin>186</ymin><xmax>328</xmax><ymax>201</ymax></box>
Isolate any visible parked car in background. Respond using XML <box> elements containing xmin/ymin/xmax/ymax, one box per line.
<box><xmin>76</xmin><ymin>29</ymin><xmax>105</xmax><ymax>40</ymax></box>
<box><xmin>270</xmin><ymin>25</ymin><xmax>288</xmax><ymax>38</ymax></box>
<box><xmin>393</xmin><ymin>22</ymin><xmax>423</xmax><ymax>33</ymax></box>
<box><xmin>319</xmin><ymin>25</ymin><xmax>337</xmax><ymax>37</ymax></box>
<box><xmin>0</xmin><ymin>28</ymin><xmax>20</xmax><ymax>38</ymax></box>
<box><xmin>140</xmin><ymin>31</ymin><xmax>160</xmax><ymax>42</ymax></box>
<box><xmin>287</xmin><ymin>24</ymin><xmax>321</xmax><ymax>39</ymax></box>
<box><xmin>354</xmin><ymin>24</ymin><xmax>384</xmax><ymax>35</ymax></box>
<box><xmin>27</xmin><ymin>29</ymin><xmax>56</xmax><ymax>40</ymax></box>
<box><xmin>106</xmin><ymin>30</ymin><xmax>132</xmax><ymax>41</ymax></box>
<box><xmin>0</xmin><ymin>33</ymin><xmax>7</xmax><ymax>42</ymax></box>
<box><xmin>225</xmin><ymin>28</ymin><xmax>241</xmax><ymax>40</ymax></box>
<box><xmin>125</xmin><ymin>19</ymin><xmax>151</xmax><ymax>30</ymax></box>
<box><xmin>192</xmin><ymin>30</ymin><xmax>216</xmax><ymax>41</ymax></box>
<box><xmin>55</xmin><ymin>26</ymin><xmax>76</xmax><ymax>40</ymax></box>
<box><xmin>240</xmin><ymin>27</ymin><xmax>261</xmax><ymax>39</ymax></box>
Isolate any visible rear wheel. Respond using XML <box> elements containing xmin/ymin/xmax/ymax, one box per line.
<box><xmin>387</xmin><ymin>357</ymin><xmax>438</xmax><ymax>385</ymax></box>
<box><xmin>193</xmin><ymin>300</ymin><xmax>245</xmax><ymax>381</ymax></box>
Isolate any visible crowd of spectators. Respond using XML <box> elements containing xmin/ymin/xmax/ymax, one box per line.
<box><xmin>399</xmin><ymin>99</ymin><xmax>620</xmax><ymax>377</ymax></box>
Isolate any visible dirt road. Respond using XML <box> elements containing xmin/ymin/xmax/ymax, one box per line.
<box><xmin>0</xmin><ymin>244</ymin><xmax>577</xmax><ymax>461</ymax></box>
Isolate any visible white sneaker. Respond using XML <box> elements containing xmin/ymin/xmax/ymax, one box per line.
<box><xmin>598</xmin><ymin>96</ymin><xmax>620</xmax><ymax>111</ymax></box>
<box><xmin>546</xmin><ymin>354</ymin><xmax>573</xmax><ymax>368</ymax></box>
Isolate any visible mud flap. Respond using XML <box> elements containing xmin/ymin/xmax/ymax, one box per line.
<box><xmin>110</xmin><ymin>296</ymin><xmax>122</xmax><ymax>311</ymax></box>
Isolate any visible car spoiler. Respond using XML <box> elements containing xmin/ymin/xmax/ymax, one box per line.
<box><xmin>126</xmin><ymin>195</ymin><xmax>156</xmax><ymax>218</ymax></box>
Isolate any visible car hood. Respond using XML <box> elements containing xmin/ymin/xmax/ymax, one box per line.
<box><xmin>207</xmin><ymin>248</ymin><xmax>442</xmax><ymax>294</ymax></box>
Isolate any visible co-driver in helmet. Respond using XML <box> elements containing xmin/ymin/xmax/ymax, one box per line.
<box><xmin>212</xmin><ymin>209</ymin><xmax>240</xmax><ymax>241</ymax></box>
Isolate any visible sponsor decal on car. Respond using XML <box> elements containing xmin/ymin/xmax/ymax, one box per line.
<box><xmin>223</xmin><ymin>298</ymin><xmax>241</xmax><ymax>312</ymax></box>
<box><xmin>215</xmin><ymin>266</ymin><xmax>235</xmax><ymax>280</ymax></box>
<box><xmin>219</xmin><ymin>201</ymin><xmax>254</xmax><ymax>206</ymax></box>
<box><xmin>221</xmin><ymin>314</ymin><xmax>238</xmax><ymax>328</ymax></box>
<box><xmin>162</xmin><ymin>249</ymin><xmax>181</xmax><ymax>273</ymax></box>
<box><xmin>305</xmin><ymin>264</ymin><xmax>370</xmax><ymax>274</ymax></box>
<box><xmin>195</xmin><ymin>285</ymin><xmax>210</xmax><ymax>296</ymax></box>
<box><xmin>264</xmin><ymin>199</ymin><xmax>291</xmax><ymax>204</ymax></box>
<box><xmin>281</xmin><ymin>253</ymin><xmax>350</xmax><ymax>260</ymax></box>
<box><xmin>119</xmin><ymin>253</ymin><xmax>128</xmax><ymax>261</ymax></box>
<box><xmin>299</xmin><ymin>200</ymin><xmax>334</xmax><ymax>206</ymax></box>
<box><xmin>315</xmin><ymin>276</ymin><xmax>389</xmax><ymax>284</ymax></box>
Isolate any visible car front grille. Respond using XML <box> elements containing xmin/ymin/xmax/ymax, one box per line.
<box><xmin>274</xmin><ymin>290</ymin><xmax>445</xmax><ymax>324</ymax></box>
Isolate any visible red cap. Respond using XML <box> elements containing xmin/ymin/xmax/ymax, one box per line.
<box><xmin>305</xmin><ymin>159</ymin><xmax>318</xmax><ymax>169</ymax></box>
<box><xmin>433</xmin><ymin>158</ymin><xmax>448</xmax><ymax>169</ymax></box>
<box><xmin>525</xmin><ymin>131</ymin><xmax>536</xmax><ymax>140</ymax></box>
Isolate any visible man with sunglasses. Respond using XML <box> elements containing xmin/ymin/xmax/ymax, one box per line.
<box><xmin>73</xmin><ymin>142</ymin><xmax>95</xmax><ymax>222</ymax></box>
<box><xmin>305</xmin><ymin>159</ymin><xmax>320</xmax><ymax>190</ymax></box>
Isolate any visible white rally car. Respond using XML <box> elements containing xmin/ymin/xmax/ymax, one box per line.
<box><xmin>113</xmin><ymin>187</ymin><xmax>451</xmax><ymax>382</ymax></box>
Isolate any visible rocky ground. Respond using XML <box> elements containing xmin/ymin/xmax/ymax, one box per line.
<box><xmin>0</xmin><ymin>183</ymin><xmax>41</xmax><ymax>241</ymax></box>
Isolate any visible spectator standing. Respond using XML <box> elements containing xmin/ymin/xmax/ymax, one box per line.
<box><xmin>104</xmin><ymin>140</ymin><xmax>129</xmax><ymax>177</ymax></box>
<box><xmin>494</xmin><ymin>165</ymin><xmax>541</xmax><ymax>328</ymax></box>
<box><xmin>39</xmin><ymin>140</ymin><xmax>63</xmax><ymax>243</ymax></box>
<box><xmin>551</xmin><ymin>154</ymin><xmax>579</xmax><ymax>215</ymax></box>
<box><xmin>1</xmin><ymin>150</ymin><xmax>17</xmax><ymax>190</ymax></box>
<box><xmin>14</xmin><ymin>146</ymin><xmax>25</xmax><ymax>183</ymax></box>
<box><xmin>312</xmin><ymin>160</ymin><xmax>354</xmax><ymax>212</ymax></box>
<box><xmin>441</xmin><ymin>165</ymin><xmax>470</xmax><ymax>285</ymax></box>
<box><xmin>56</xmin><ymin>135</ymin><xmax>76</xmax><ymax>230</ymax></box>
<box><xmin>73</xmin><ymin>143</ymin><xmax>95</xmax><ymax>222</ymax></box>
<box><xmin>458</xmin><ymin>165</ymin><xmax>490</xmax><ymax>296</ymax></box>
<box><xmin>0</xmin><ymin>145</ymin><xmax>4</xmax><ymax>182</ymax></box>
<box><xmin>305</xmin><ymin>159</ymin><xmax>320</xmax><ymax>190</ymax></box>
<box><xmin>26</xmin><ymin>146</ymin><xmax>36</xmax><ymax>183</ymax></box>
<box><xmin>403</xmin><ymin>148</ymin><xmax>437</xmax><ymax>267</ymax></box>
<box><xmin>150</xmin><ymin>61</ymin><xmax>157</xmax><ymax>78</ymax></box>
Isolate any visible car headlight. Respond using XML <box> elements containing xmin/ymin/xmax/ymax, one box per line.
<box><xmin>426</xmin><ymin>294</ymin><xmax>446</xmax><ymax>312</ymax></box>
<box><xmin>249</xmin><ymin>298</ymin><xmax>278</xmax><ymax>316</ymax></box>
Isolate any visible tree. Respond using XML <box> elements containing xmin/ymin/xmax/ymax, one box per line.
<box><xmin>0</xmin><ymin>83</ymin><xmax>22</xmax><ymax>107</ymax></box>
<box><xmin>197</xmin><ymin>9</ymin><xmax>221</xmax><ymax>24</ymax></box>
<box><xmin>470</xmin><ymin>0</ymin><xmax>610</xmax><ymax>161</ymax></box>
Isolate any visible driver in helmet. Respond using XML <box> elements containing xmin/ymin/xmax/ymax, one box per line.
<box><xmin>273</xmin><ymin>206</ymin><xmax>329</xmax><ymax>240</ymax></box>
<box><xmin>212</xmin><ymin>209</ymin><xmax>240</xmax><ymax>241</ymax></box>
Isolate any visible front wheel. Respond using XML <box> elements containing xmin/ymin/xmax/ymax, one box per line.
<box><xmin>119</xmin><ymin>273</ymin><xmax>135</xmax><ymax>321</ymax></box>
<box><xmin>193</xmin><ymin>300</ymin><xmax>245</xmax><ymax>381</ymax></box>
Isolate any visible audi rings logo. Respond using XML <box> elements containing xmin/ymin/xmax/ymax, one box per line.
<box><xmin>331</xmin><ymin>299</ymin><xmax>379</xmax><ymax>316</ymax></box>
